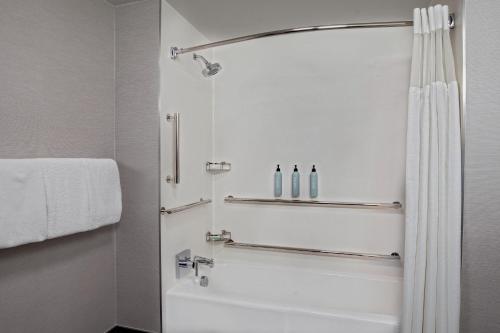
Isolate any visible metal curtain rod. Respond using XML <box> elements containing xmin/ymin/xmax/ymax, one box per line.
<box><xmin>170</xmin><ymin>14</ymin><xmax>455</xmax><ymax>59</ymax></box>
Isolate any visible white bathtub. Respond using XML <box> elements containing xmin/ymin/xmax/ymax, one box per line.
<box><xmin>165</xmin><ymin>253</ymin><xmax>402</xmax><ymax>333</ymax></box>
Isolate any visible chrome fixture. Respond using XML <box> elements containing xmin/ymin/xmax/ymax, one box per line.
<box><xmin>161</xmin><ymin>198</ymin><xmax>211</xmax><ymax>215</ymax></box>
<box><xmin>206</xmin><ymin>230</ymin><xmax>232</xmax><ymax>242</ymax></box>
<box><xmin>166</xmin><ymin>113</ymin><xmax>180</xmax><ymax>184</ymax></box>
<box><xmin>204</xmin><ymin>231</ymin><xmax>399</xmax><ymax>261</ymax></box>
<box><xmin>224</xmin><ymin>195</ymin><xmax>402</xmax><ymax>210</ymax></box>
<box><xmin>193</xmin><ymin>256</ymin><xmax>215</xmax><ymax>277</ymax></box>
<box><xmin>170</xmin><ymin>14</ymin><xmax>455</xmax><ymax>59</ymax></box>
<box><xmin>206</xmin><ymin>161</ymin><xmax>231</xmax><ymax>173</ymax></box>
<box><xmin>224</xmin><ymin>240</ymin><xmax>400</xmax><ymax>261</ymax></box>
<box><xmin>193</xmin><ymin>54</ymin><xmax>222</xmax><ymax>77</ymax></box>
<box><xmin>200</xmin><ymin>276</ymin><xmax>209</xmax><ymax>287</ymax></box>
<box><xmin>175</xmin><ymin>249</ymin><xmax>215</xmax><ymax>278</ymax></box>
<box><xmin>175</xmin><ymin>249</ymin><xmax>192</xmax><ymax>279</ymax></box>
<box><xmin>448</xmin><ymin>13</ymin><xmax>456</xmax><ymax>29</ymax></box>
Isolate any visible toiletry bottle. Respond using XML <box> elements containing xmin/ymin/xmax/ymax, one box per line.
<box><xmin>274</xmin><ymin>164</ymin><xmax>282</xmax><ymax>197</ymax></box>
<box><xmin>291</xmin><ymin>165</ymin><xmax>300</xmax><ymax>198</ymax></box>
<box><xmin>310</xmin><ymin>165</ymin><xmax>318</xmax><ymax>198</ymax></box>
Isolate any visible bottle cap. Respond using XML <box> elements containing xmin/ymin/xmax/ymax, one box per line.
<box><xmin>312</xmin><ymin>165</ymin><xmax>316</xmax><ymax>172</ymax></box>
<box><xmin>276</xmin><ymin>164</ymin><xmax>281</xmax><ymax>172</ymax></box>
<box><xmin>293</xmin><ymin>165</ymin><xmax>298</xmax><ymax>172</ymax></box>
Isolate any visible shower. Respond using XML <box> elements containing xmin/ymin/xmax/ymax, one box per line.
<box><xmin>193</xmin><ymin>53</ymin><xmax>222</xmax><ymax>77</ymax></box>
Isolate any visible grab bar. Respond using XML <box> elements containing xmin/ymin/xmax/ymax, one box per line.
<box><xmin>166</xmin><ymin>113</ymin><xmax>180</xmax><ymax>184</ymax></box>
<box><xmin>224</xmin><ymin>240</ymin><xmax>400</xmax><ymax>261</ymax></box>
<box><xmin>224</xmin><ymin>196</ymin><xmax>402</xmax><ymax>210</ymax></box>
<box><xmin>161</xmin><ymin>198</ymin><xmax>211</xmax><ymax>215</ymax></box>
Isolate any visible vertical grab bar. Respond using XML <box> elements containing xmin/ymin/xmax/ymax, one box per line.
<box><xmin>166</xmin><ymin>113</ymin><xmax>180</xmax><ymax>184</ymax></box>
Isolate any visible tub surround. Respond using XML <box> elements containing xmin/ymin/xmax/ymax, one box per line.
<box><xmin>166</xmin><ymin>257</ymin><xmax>402</xmax><ymax>333</ymax></box>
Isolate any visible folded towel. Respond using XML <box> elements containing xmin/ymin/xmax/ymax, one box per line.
<box><xmin>41</xmin><ymin>159</ymin><xmax>91</xmax><ymax>238</ymax></box>
<box><xmin>0</xmin><ymin>158</ymin><xmax>122</xmax><ymax>248</ymax></box>
<box><xmin>0</xmin><ymin>160</ymin><xmax>48</xmax><ymax>248</ymax></box>
<box><xmin>84</xmin><ymin>159</ymin><xmax>122</xmax><ymax>228</ymax></box>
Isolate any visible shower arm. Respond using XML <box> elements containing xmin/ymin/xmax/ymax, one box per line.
<box><xmin>193</xmin><ymin>54</ymin><xmax>210</xmax><ymax>67</ymax></box>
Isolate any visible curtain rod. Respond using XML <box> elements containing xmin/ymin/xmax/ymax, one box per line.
<box><xmin>170</xmin><ymin>14</ymin><xmax>455</xmax><ymax>59</ymax></box>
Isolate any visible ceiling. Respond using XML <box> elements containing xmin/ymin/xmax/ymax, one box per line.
<box><xmin>166</xmin><ymin>0</ymin><xmax>429</xmax><ymax>41</ymax></box>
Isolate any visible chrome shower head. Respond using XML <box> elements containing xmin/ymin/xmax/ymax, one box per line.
<box><xmin>193</xmin><ymin>54</ymin><xmax>222</xmax><ymax>77</ymax></box>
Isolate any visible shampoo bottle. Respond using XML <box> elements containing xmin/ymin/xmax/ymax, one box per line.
<box><xmin>310</xmin><ymin>165</ymin><xmax>318</xmax><ymax>198</ymax></box>
<box><xmin>274</xmin><ymin>164</ymin><xmax>282</xmax><ymax>197</ymax></box>
<box><xmin>291</xmin><ymin>165</ymin><xmax>300</xmax><ymax>198</ymax></box>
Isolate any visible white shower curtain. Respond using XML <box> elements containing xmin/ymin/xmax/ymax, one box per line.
<box><xmin>402</xmin><ymin>4</ymin><xmax>461</xmax><ymax>333</ymax></box>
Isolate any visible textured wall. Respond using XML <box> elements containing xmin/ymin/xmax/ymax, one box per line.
<box><xmin>461</xmin><ymin>1</ymin><xmax>500</xmax><ymax>332</ymax></box>
<box><xmin>0</xmin><ymin>0</ymin><xmax>116</xmax><ymax>332</ymax></box>
<box><xmin>115</xmin><ymin>1</ymin><xmax>161</xmax><ymax>331</ymax></box>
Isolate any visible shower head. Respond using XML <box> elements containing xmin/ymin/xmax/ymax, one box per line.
<box><xmin>193</xmin><ymin>54</ymin><xmax>222</xmax><ymax>77</ymax></box>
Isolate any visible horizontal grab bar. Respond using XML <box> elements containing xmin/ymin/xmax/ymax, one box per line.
<box><xmin>224</xmin><ymin>196</ymin><xmax>401</xmax><ymax>209</ymax></box>
<box><xmin>224</xmin><ymin>240</ymin><xmax>400</xmax><ymax>261</ymax></box>
<box><xmin>161</xmin><ymin>198</ymin><xmax>212</xmax><ymax>215</ymax></box>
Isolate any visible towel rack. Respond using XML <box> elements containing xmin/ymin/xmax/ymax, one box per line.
<box><xmin>161</xmin><ymin>198</ymin><xmax>211</xmax><ymax>215</ymax></box>
<box><xmin>224</xmin><ymin>196</ymin><xmax>402</xmax><ymax>210</ymax></box>
<box><xmin>224</xmin><ymin>239</ymin><xmax>400</xmax><ymax>261</ymax></box>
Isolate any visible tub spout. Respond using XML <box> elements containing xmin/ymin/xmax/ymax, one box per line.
<box><xmin>193</xmin><ymin>256</ymin><xmax>214</xmax><ymax>277</ymax></box>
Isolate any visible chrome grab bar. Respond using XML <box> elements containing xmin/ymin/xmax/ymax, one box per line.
<box><xmin>224</xmin><ymin>196</ymin><xmax>401</xmax><ymax>210</ymax></box>
<box><xmin>224</xmin><ymin>240</ymin><xmax>400</xmax><ymax>261</ymax></box>
<box><xmin>161</xmin><ymin>198</ymin><xmax>211</xmax><ymax>215</ymax></box>
<box><xmin>166</xmin><ymin>113</ymin><xmax>180</xmax><ymax>184</ymax></box>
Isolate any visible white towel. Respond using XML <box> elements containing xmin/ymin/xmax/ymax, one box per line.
<box><xmin>84</xmin><ymin>159</ymin><xmax>122</xmax><ymax>227</ymax></box>
<box><xmin>42</xmin><ymin>158</ymin><xmax>122</xmax><ymax>238</ymax></box>
<box><xmin>41</xmin><ymin>159</ymin><xmax>91</xmax><ymax>238</ymax></box>
<box><xmin>0</xmin><ymin>158</ymin><xmax>122</xmax><ymax>248</ymax></box>
<box><xmin>0</xmin><ymin>160</ymin><xmax>48</xmax><ymax>248</ymax></box>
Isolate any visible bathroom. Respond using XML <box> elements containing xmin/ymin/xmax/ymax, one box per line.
<box><xmin>0</xmin><ymin>0</ymin><xmax>498</xmax><ymax>332</ymax></box>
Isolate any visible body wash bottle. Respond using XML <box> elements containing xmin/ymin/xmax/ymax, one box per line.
<box><xmin>291</xmin><ymin>165</ymin><xmax>300</xmax><ymax>198</ymax></box>
<box><xmin>310</xmin><ymin>165</ymin><xmax>318</xmax><ymax>198</ymax></box>
<box><xmin>274</xmin><ymin>164</ymin><xmax>282</xmax><ymax>197</ymax></box>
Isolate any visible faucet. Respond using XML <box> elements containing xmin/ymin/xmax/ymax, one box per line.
<box><xmin>176</xmin><ymin>250</ymin><xmax>214</xmax><ymax>278</ymax></box>
<box><xmin>193</xmin><ymin>256</ymin><xmax>214</xmax><ymax>277</ymax></box>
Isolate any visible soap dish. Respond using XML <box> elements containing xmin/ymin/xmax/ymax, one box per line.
<box><xmin>206</xmin><ymin>161</ymin><xmax>231</xmax><ymax>173</ymax></box>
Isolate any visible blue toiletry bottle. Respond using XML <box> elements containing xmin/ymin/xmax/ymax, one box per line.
<box><xmin>274</xmin><ymin>164</ymin><xmax>282</xmax><ymax>197</ymax></box>
<box><xmin>310</xmin><ymin>165</ymin><xmax>318</xmax><ymax>198</ymax></box>
<box><xmin>291</xmin><ymin>165</ymin><xmax>300</xmax><ymax>198</ymax></box>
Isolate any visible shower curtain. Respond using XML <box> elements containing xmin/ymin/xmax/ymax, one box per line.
<box><xmin>402</xmin><ymin>5</ymin><xmax>461</xmax><ymax>333</ymax></box>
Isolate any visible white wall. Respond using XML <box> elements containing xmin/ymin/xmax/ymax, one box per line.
<box><xmin>212</xmin><ymin>27</ymin><xmax>411</xmax><ymax>256</ymax></box>
<box><xmin>160</xmin><ymin>2</ymin><xmax>213</xmax><ymax>329</ymax></box>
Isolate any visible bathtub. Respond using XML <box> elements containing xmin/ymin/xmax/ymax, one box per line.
<box><xmin>165</xmin><ymin>254</ymin><xmax>402</xmax><ymax>333</ymax></box>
